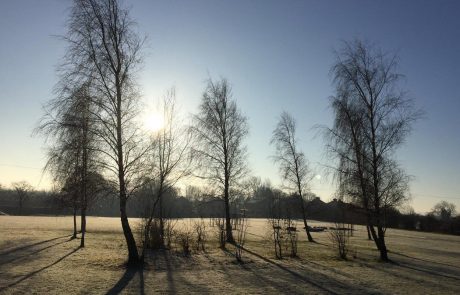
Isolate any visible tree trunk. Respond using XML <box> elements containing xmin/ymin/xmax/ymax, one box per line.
<box><xmin>19</xmin><ymin>197</ymin><xmax>23</xmax><ymax>215</ymax></box>
<box><xmin>116</xmin><ymin>84</ymin><xmax>139</xmax><ymax>265</ymax></box>
<box><xmin>368</xmin><ymin>224</ymin><xmax>389</xmax><ymax>261</ymax></box>
<box><xmin>376</xmin><ymin>225</ymin><xmax>388</xmax><ymax>261</ymax></box>
<box><xmin>224</xmin><ymin>183</ymin><xmax>234</xmax><ymax>243</ymax></box>
<box><xmin>120</xmin><ymin>196</ymin><xmax>140</xmax><ymax>265</ymax></box>
<box><xmin>72</xmin><ymin>206</ymin><xmax>77</xmax><ymax>239</ymax></box>
<box><xmin>299</xmin><ymin>196</ymin><xmax>314</xmax><ymax>242</ymax></box>
<box><xmin>80</xmin><ymin>208</ymin><xmax>86</xmax><ymax>247</ymax></box>
<box><xmin>159</xmin><ymin>193</ymin><xmax>165</xmax><ymax>248</ymax></box>
<box><xmin>366</xmin><ymin>225</ymin><xmax>372</xmax><ymax>240</ymax></box>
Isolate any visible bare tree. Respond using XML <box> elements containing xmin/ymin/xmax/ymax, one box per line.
<box><xmin>57</xmin><ymin>0</ymin><xmax>146</xmax><ymax>264</ymax></box>
<box><xmin>59</xmin><ymin>173</ymin><xmax>82</xmax><ymax>239</ymax></box>
<box><xmin>191</xmin><ymin>78</ymin><xmax>249</xmax><ymax>243</ymax></box>
<box><xmin>324</xmin><ymin>39</ymin><xmax>422</xmax><ymax>261</ymax></box>
<box><xmin>37</xmin><ymin>80</ymin><xmax>104</xmax><ymax>247</ymax></box>
<box><xmin>431</xmin><ymin>201</ymin><xmax>456</xmax><ymax>221</ymax></box>
<box><xmin>143</xmin><ymin>88</ymin><xmax>192</xmax><ymax>251</ymax></box>
<box><xmin>12</xmin><ymin>181</ymin><xmax>33</xmax><ymax>215</ymax></box>
<box><xmin>271</xmin><ymin>111</ymin><xmax>314</xmax><ymax>242</ymax></box>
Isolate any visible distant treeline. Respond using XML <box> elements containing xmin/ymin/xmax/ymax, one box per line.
<box><xmin>0</xmin><ymin>187</ymin><xmax>458</xmax><ymax>235</ymax></box>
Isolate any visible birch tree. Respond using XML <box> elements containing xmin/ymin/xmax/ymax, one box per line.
<box><xmin>191</xmin><ymin>78</ymin><xmax>248</xmax><ymax>243</ymax></box>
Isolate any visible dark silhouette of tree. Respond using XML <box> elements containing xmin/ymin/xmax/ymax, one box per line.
<box><xmin>44</xmin><ymin>0</ymin><xmax>145</xmax><ymax>264</ymax></box>
<box><xmin>12</xmin><ymin>181</ymin><xmax>33</xmax><ymax>215</ymax></box>
<box><xmin>324</xmin><ymin>39</ymin><xmax>422</xmax><ymax>261</ymax></box>
<box><xmin>59</xmin><ymin>173</ymin><xmax>83</xmax><ymax>239</ymax></box>
<box><xmin>191</xmin><ymin>78</ymin><xmax>249</xmax><ymax>243</ymax></box>
<box><xmin>431</xmin><ymin>201</ymin><xmax>457</xmax><ymax>233</ymax></box>
<box><xmin>143</xmin><ymin>89</ymin><xmax>192</xmax><ymax>251</ymax></box>
<box><xmin>37</xmin><ymin>82</ymin><xmax>104</xmax><ymax>246</ymax></box>
<box><xmin>271</xmin><ymin>111</ymin><xmax>314</xmax><ymax>242</ymax></box>
<box><xmin>431</xmin><ymin>201</ymin><xmax>456</xmax><ymax>220</ymax></box>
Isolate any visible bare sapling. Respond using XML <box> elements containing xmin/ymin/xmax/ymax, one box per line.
<box><xmin>164</xmin><ymin>219</ymin><xmax>177</xmax><ymax>249</ymax></box>
<box><xmin>284</xmin><ymin>215</ymin><xmax>298</xmax><ymax>257</ymax></box>
<box><xmin>176</xmin><ymin>223</ymin><xmax>193</xmax><ymax>256</ymax></box>
<box><xmin>194</xmin><ymin>218</ymin><xmax>208</xmax><ymax>252</ymax></box>
<box><xmin>329</xmin><ymin>222</ymin><xmax>351</xmax><ymax>260</ymax></box>
<box><xmin>141</xmin><ymin>218</ymin><xmax>163</xmax><ymax>250</ymax></box>
<box><xmin>268</xmin><ymin>218</ymin><xmax>283</xmax><ymax>259</ymax></box>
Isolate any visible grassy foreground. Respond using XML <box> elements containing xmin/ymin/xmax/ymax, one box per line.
<box><xmin>1</xmin><ymin>216</ymin><xmax>459</xmax><ymax>294</ymax></box>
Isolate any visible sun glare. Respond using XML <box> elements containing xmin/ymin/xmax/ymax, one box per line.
<box><xmin>144</xmin><ymin>113</ymin><xmax>164</xmax><ymax>132</ymax></box>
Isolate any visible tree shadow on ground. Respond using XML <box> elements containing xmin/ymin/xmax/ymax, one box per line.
<box><xmin>358</xmin><ymin>250</ymin><xmax>460</xmax><ymax>282</ymax></box>
<box><xmin>355</xmin><ymin>253</ymin><xmax>460</xmax><ymax>293</ymax></box>
<box><xmin>106</xmin><ymin>265</ymin><xmax>144</xmax><ymax>295</ymax></box>
<box><xmin>390</xmin><ymin>251</ymin><xmax>460</xmax><ymax>269</ymax></box>
<box><xmin>392</xmin><ymin>259</ymin><xmax>460</xmax><ymax>281</ymax></box>
<box><xmin>150</xmin><ymin>250</ymin><xmax>210</xmax><ymax>294</ymax></box>
<box><xmin>0</xmin><ymin>238</ymin><xmax>72</xmax><ymax>265</ymax></box>
<box><xmin>0</xmin><ymin>246</ymin><xmax>80</xmax><ymax>292</ymax></box>
<box><xmin>0</xmin><ymin>235</ymin><xmax>71</xmax><ymax>256</ymax></box>
<box><xmin>241</xmin><ymin>247</ymin><xmax>382</xmax><ymax>294</ymax></box>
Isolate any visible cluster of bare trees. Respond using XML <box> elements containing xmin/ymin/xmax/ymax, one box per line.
<box><xmin>323</xmin><ymin>40</ymin><xmax>422</xmax><ymax>261</ymax></box>
<box><xmin>36</xmin><ymin>80</ymin><xmax>112</xmax><ymax>246</ymax></box>
<box><xmin>37</xmin><ymin>0</ymin><xmax>249</xmax><ymax>266</ymax></box>
<box><xmin>36</xmin><ymin>0</ymin><xmax>423</xmax><ymax>265</ymax></box>
<box><xmin>37</xmin><ymin>0</ymin><xmax>147</xmax><ymax>264</ymax></box>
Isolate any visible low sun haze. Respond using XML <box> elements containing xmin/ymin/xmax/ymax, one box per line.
<box><xmin>0</xmin><ymin>0</ymin><xmax>459</xmax><ymax>213</ymax></box>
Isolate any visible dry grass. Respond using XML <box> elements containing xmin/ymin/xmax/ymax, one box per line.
<box><xmin>1</xmin><ymin>216</ymin><xmax>460</xmax><ymax>294</ymax></box>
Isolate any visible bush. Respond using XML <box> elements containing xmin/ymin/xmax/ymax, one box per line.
<box><xmin>329</xmin><ymin>222</ymin><xmax>351</xmax><ymax>259</ymax></box>
<box><xmin>194</xmin><ymin>219</ymin><xmax>207</xmax><ymax>252</ymax></box>
<box><xmin>176</xmin><ymin>224</ymin><xmax>193</xmax><ymax>256</ymax></box>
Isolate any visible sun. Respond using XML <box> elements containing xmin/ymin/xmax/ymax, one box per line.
<box><xmin>143</xmin><ymin>113</ymin><xmax>164</xmax><ymax>132</ymax></box>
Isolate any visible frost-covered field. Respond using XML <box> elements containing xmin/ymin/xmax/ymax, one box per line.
<box><xmin>1</xmin><ymin>216</ymin><xmax>459</xmax><ymax>294</ymax></box>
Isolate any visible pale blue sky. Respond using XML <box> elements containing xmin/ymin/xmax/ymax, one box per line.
<box><xmin>0</xmin><ymin>0</ymin><xmax>459</xmax><ymax>213</ymax></box>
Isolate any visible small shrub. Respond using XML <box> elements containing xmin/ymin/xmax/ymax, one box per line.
<box><xmin>268</xmin><ymin>219</ymin><xmax>283</xmax><ymax>259</ymax></box>
<box><xmin>176</xmin><ymin>224</ymin><xmax>193</xmax><ymax>256</ymax></box>
<box><xmin>285</xmin><ymin>224</ymin><xmax>298</xmax><ymax>258</ymax></box>
<box><xmin>330</xmin><ymin>222</ymin><xmax>351</xmax><ymax>259</ymax></box>
<box><xmin>235</xmin><ymin>209</ymin><xmax>248</xmax><ymax>262</ymax></box>
<box><xmin>141</xmin><ymin>218</ymin><xmax>163</xmax><ymax>250</ymax></box>
<box><xmin>164</xmin><ymin>219</ymin><xmax>177</xmax><ymax>249</ymax></box>
<box><xmin>194</xmin><ymin>219</ymin><xmax>207</xmax><ymax>252</ymax></box>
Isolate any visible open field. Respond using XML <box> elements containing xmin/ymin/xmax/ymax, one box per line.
<box><xmin>1</xmin><ymin>216</ymin><xmax>460</xmax><ymax>294</ymax></box>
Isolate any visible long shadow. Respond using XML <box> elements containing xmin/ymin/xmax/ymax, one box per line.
<box><xmin>0</xmin><ymin>239</ymin><xmax>71</xmax><ymax>265</ymax></box>
<box><xmin>0</xmin><ymin>235</ymin><xmax>71</xmax><ymax>256</ymax></box>
<box><xmin>0</xmin><ymin>247</ymin><xmax>80</xmax><ymax>292</ymax></box>
<box><xmin>240</xmin><ymin>247</ymin><xmax>339</xmax><ymax>295</ymax></box>
<box><xmin>163</xmin><ymin>251</ymin><xmax>177</xmax><ymax>294</ymax></box>
<box><xmin>239</xmin><ymin>262</ymin><xmax>304</xmax><ymax>294</ymax></box>
<box><xmin>390</xmin><ymin>251</ymin><xmax>460</xmax><ymax>269</ymax></box>
<box><xmin>302</xmin><ymin>259</ymin><xmax>358</xmax><ymax>281</ymax></box>
<box><xmin>356</xmin><ymin>258</ymin><xmax>458</xmax><ymax>291</ymax></box>
<box><xmin>243</xmin><ymin>248</ymin><xmax>380</xmax><ymax>294</ymax></box>
<box><xmin>106</xmin><ymin>265</ymin><xmax>145</xmax><ymax>295</ymax></box>
<box><xmin>393</xmin><ymin>260</ymin><xmax>460</xmax><ymax>281</ymax></box>
<box><xmin>150</xmin><ymin>250</ymin><xmax>176</xmax><ymax>293</ymax></box>
<box><xmin>150</xmin><ymin>250</ymin><xmax>211</xmax><ymax>294</ymax></box>
<box><xmin>359</xmin><ymin>251</ymin><xmax>460</xmax><ymax>282</ymax></box>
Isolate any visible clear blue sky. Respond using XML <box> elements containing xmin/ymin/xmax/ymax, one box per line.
<box><xmin>0</xmin><ymin>0</ymin><xmax>459</xmax><ymax>213</ymax></box>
